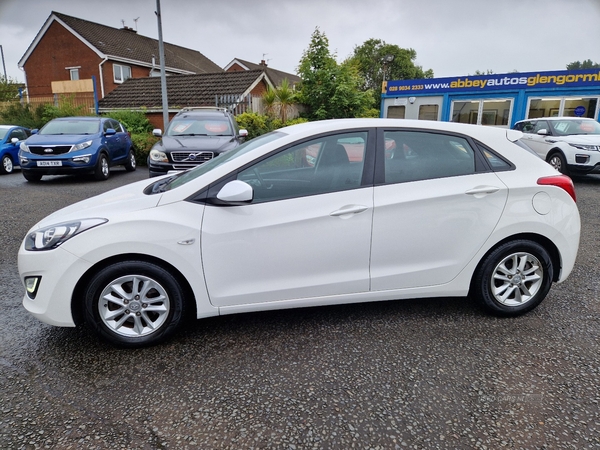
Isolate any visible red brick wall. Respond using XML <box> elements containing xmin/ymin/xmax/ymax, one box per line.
<box><xmin>226</xmin><ymin>63</ymin><xmax>245</xmax><ymax>72</ymax></box>
<box><xmin>24</xmin><ymin>21</ymin><xmax>102</xmax><ymax>96</ymax></box>
<box><xmin>24</xmin><ymin>20</ymin><xmax>156</xmax><ymax>98</ymax></box>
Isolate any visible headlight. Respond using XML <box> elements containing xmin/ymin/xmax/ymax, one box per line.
<box><xmin>149</xmin><ymin>149</ymin><xmax>168</xmax><ymax>162</ymax></box>
<box><xmin>25</xmin><ymin>218</ymin><xmax>108</xmax><ymax>251</ymax></box>
<box><xmin>20</xmin><ymin>142</ymin><xmax>30</xmax><ymax>152</ymax></box>
<box><xmin>72</xmin><ymin>140</ymin><xmax>93</xmax><ymax>151</ymax></box>
<box><xmin>569</xmin><ymin>143</ymin><xmax>600</xmax><ymax>151</ymax></box>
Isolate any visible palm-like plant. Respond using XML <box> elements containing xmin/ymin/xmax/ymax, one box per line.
<box><xmin>275</xmin><ymin>79</ymin><xmax>295</xmax><ymax>123</ymax></box>
<box><xmin>262</xmin><ymin>85</ymin><xmax>278</xmax><ymax>118</ymax></box>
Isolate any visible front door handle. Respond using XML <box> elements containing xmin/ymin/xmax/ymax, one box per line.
<box><xmin>330</xmin><ymin>205</ymin><xmax>369</xmax><ymax>217</ymax></box>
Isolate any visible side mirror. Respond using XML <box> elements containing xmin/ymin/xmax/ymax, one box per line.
<box><xmin>216</xmin><ymin>180</ymin><xmax>253</xmax><ymax>204</ymax></box>
<box><xmin>239</xmin><ymin>129</ymin><xmax>249</xmax><ymax>139</ymax></box>
<box><xmin>105</xmin><ymin>128</ymin><xmax>116</xmax><ymax>136</ymax></box>
<box><xmin>152</xmin><ymin>129</ymin><xmax>163</xmax><ymax>137</ymax></box>
<box><xmin>11</xmin><ymin>137</ymin><xmax>19</xmax><ymax>144</ymax></box>
<box><xmin>31</xmin><ymin>129</ymin><xmax>38</xmax><ymax>135</ymax></box>
<box><xmin>537</xmin><ymin>129</ymin><xmax>549</xmax><ymax>136</ymax></box>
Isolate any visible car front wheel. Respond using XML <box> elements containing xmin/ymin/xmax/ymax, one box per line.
<box><xmin>1</xmin><ymin>155</ymin><xmax>14</xmax><ymax>174</ymax></box>
<box><xmin>472</xmin><ymin>240</ymin><xmax>553</xmax><ymax>316</ymax></box>
<box><xmin>547</xmin><ymin>152</ymin><xmax>569</xmax><ymax>175</ymax></box>
<box><xmin>83</xmin><ymin>261</ymin><xmax>186</xmax><ymax>347</ymax></box>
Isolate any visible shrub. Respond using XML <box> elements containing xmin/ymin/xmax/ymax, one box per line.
<box><xmin>0</xmin><ymin>102</ymin><xmax>46</xmax><ymax>129</ymax></box>
<box><xmin>103</xmin><ymin>109</ymin><xmax>153</xmax><ymax>134</ymax></box>
<box><xmin>130</xmin><ymin>133</ymin><xmax>159</xmax><ymax>166</ymax></box>
<box><xmin>235</xmin><ymin>112</ymin><xmax>269</xmax><ymax>140</ymax></box>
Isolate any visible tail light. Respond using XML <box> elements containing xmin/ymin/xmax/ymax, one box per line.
<box><xmin>537</xmin><ymin>175</ymin><xmax>576</xmax><ymax>202</ymax></box>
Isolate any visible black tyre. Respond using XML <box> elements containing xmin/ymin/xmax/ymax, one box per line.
<box><xmin>1</xmin><ymin>155</ymin><xmax>13</xmax><ymax>174</ymax></box>
<box><xmin>547</xmin><ymin>152</ymin><xmax>569</xmax><ymax>176</ymax></box>
<box><xmin>94</xmin><ymin>153</ymin><xmax>110</xmax><ymax>180</ymax></box>
<box><xmin>472</xmin><ymin>240</ymin><xmax>553</xmax><ymax>316</ymax></box>
<box><xmin>124</xmin><ymin>150</ymin><xmax>137</xmax><ymax>172</ymax></box>
<box><xmin>83</xmin><ymin>261</ymin><xmax>186</xmax><ymax>347</ymax></box>
<box><xmin>22</xmin><ymin>170</ymin><xmax>42</xmax><ymax>182</ymax></box>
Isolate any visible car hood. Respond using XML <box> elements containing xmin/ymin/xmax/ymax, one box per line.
<box><xmin>25</xmin><ymin>134</ymin><xmax>97</xmax><ymax>146</ymax></box>
<box><xmin>33</xmin><ymin>178</ymin><xmax>161</xmax><ymax>229</ymax></box>
<box><xmin>160</xmin><ymin>135</ymin><xmax>234</xmax><ymax>152</ymax></box>
<box><xmin>556</xmin><ymin>134</ymin><xmax>600</xmax><ymax>144</ymax></box>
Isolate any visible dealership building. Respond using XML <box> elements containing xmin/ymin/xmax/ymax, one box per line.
<box><xmin>381</xmin><ymin>68</ymin><xmax>600</xmax><ymax>127</ymax></box>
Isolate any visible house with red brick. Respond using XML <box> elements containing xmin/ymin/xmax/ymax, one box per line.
<box><xmin>18</xmin><ymin>11</ymin><xmax>221</xmax><ymax>102</ymax></box>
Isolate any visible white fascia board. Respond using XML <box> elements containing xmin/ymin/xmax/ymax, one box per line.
<box><xmin>242</xmin><ymin>72</ymin><xmax>272</xmax><ymax>97</ymax></box>
<box><xmin>224</xmin><ymin>59</ymin><xmax>250</xmax><ymax>71</ymax></box>
<box><xmin>107</xmin><ymin>56</ymin><xmax>195</xmax><ymax>74</ymax></box>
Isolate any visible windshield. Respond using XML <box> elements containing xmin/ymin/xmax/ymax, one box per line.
<box><xmin>149</xmin><ymin>131</ymin><xmax>286</xmax><ymax>193</ymax></box>
<box><xmin>39</xmin><ymin>120</ymin><xmax>100</xmax><ymax>135</ymax></box>
<box><xmin>166</xmin><ymin>118</ymin><xmax>233</xmax><ymax>137</ymax></box>
<box><xmin>550</xmin><ymin>119</ymin><xmax>600</xmax><ymax>136</ymax></box>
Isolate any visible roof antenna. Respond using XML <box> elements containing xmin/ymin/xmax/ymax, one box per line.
<box><xmin>133</xmin><ymin>17</ymin><xmax>139</xmax><ymax>31</ymax></box>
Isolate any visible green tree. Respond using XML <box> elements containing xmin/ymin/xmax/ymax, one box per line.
<box><xmin>0</xmin><ymin>76</ymin><xmax>21</xmax><ymax>102</ymax></box>
<box><xmin>297</xmin><ymin>28</ymin><xmax>371</xmax><ymax>120</ymax></box>
<box><xmin>348</xmin><ymin>38</ymin><xmax>433</xmax><ymax>108</ymax></box>
<box><xmin>567</xmin><ymin>60</ymin><xmax>600</xmax><ymax>70</ymax></box>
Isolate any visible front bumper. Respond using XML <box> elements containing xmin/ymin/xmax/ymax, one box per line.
<box><xmin>18</xmin><ymin>244</ymin><xmax>92</xmax><ymax>327</ymax></box>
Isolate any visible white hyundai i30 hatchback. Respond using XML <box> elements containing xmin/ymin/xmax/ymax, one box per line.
<box><xmin>18</xmin><ymin>119</ymin><xmax>581</xmax><ymax>347</ymax></box>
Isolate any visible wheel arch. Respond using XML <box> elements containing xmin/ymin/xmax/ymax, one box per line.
<box><xmin>546</xmin><ymin>147</ymin><xmax>567</xmax><ymax>162</ymax></box>
<box><xmin>71</xmin><ymin>253</ymin><xmax>197</xmax><ymax>326</ymax></box>
<box><xmin>469</xmin><ymin>232</ymin><xmax>561</xmax><ymax>296</ymax></box>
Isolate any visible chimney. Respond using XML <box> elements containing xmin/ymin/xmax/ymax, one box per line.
<box><xmin>260</xmin><ymin>60</ymin><xmax>267</xmax><ymax>67</ymax></box>
<box><xmin>121</xmin><ymin>26</ymin><xmax>137</xmax><ymax>33</ymax></box>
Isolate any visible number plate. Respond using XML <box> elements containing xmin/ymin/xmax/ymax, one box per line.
<box><xmin>36</xmin><ymin>161</ymin><xmax>62</xmax><ymax>167</ymax></box>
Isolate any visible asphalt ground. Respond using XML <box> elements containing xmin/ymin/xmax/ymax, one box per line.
<box><xmin>0</xmin><ymin>167</ymin><xmax>599</xmax><ymax>449</ymax></box>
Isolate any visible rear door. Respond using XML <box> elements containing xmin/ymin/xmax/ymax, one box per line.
<box><xmin>370</xmin><ymin>129</ymin><xmax>508</xmax><ymax>291</ymax></box>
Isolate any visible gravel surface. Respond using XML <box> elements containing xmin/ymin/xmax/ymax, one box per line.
<box><xmin>0</xmin><ymin>168</ymin><xmax>599</xmax><ymax>449</ymax></box>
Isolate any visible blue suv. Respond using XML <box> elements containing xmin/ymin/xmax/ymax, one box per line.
<box><xmin>19</xmin><ymin>116</ymin><xmax>135</xmax><ymax>182</ymax></box>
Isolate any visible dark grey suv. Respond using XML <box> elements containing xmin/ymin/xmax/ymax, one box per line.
<box><xmin>148</xmin><ymin>107</ymin><xmax>248</xmax><ymax>177</ymax></box>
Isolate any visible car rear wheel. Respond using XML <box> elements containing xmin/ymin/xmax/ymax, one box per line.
<box><xmin>547</xmin><ymin>152</ymin><xmax>569</xmax><ymax>175</ymax></box>
<box><xmin>1</xmin><ymin>155</ymin><xmax>13</xmax><ymax>174</ymax></box>
<box><xmin>22</xmin><ymin>170</ymin><xmax>42</xmax><ymax>182</ymax></box>
<box><xmin>94</xmin><ymin>153</ymin><xmax>110</xmax><ymax>180</ymax></box>
<box><xmin>83</xmin><ymin>261</ymin><xmax>186</xmax><ymax>347</ymax></box>
<box><xmin>472</xmin><ymin>240</ymin><xmax>553</xmax><ymax>316</ymax></box>
<box><xmin>124</xmin><ymin>150</ymin><xmax>137</xmax><ymax>172</ymax></box>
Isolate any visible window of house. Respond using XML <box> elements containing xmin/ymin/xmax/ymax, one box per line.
<box><xmin>69</xmin><ymin>68</ymin><xmax>80</xmax><ymax>80</ymax></box>
<box><xmin>113</xmin><ymin>64</ymin><xmax>132</xmax><ymax>83</ymax></box>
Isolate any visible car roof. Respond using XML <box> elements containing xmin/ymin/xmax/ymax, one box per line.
<box><xmin>0</xmin><ymin>125</ymin><xmax>22</xmax><ymax>129</ymax></box>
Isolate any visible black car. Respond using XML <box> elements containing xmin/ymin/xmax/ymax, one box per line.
<box><xmin>148</xmin><ymin>107</ymin><xmax>248</xmax><ymax>177</ymax></box>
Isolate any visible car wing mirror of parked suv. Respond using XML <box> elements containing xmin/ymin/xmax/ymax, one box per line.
<box><xmin>153</xmin><ymin>129</ymin><xmax>162</xmax><ymax>137</ymax></box>
<box><xmin>239</xmin><ymin>129</ymin><xmax>249</xmax><ymax>138</ymax></box>
<box><xmin>11</xmin><ymin>137</ymin><xmax>19</xmax><ymax>144</ymax></box>
<box><xmin>536</xmin><ymin>129</ymin><xmax>550</xmax><ymax>136</ymax></box>
<box><xmin>105</xmin><ymin>128</ymin><xmax>117</xmax><ymax>136</ymax></box>
<box><xmin>31</xmin><ymin>129</ymin><xmax>38</xmax><ymax>135</ymax></box>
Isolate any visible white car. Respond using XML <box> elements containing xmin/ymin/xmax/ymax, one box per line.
<box><xmin>513</xmin><ymin>117</ymin><xmax>600</xmax><ymax>176</ymax></box>
<box><xmin>18</xmin><ymin>119</ymin><xmax>581</xmax><ymax>347</ymax></box>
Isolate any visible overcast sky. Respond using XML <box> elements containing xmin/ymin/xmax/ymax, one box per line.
<box><xmin>1</xmin><ymin>0</ymin><xmax>600</xmax><ymax>83</ymax></box>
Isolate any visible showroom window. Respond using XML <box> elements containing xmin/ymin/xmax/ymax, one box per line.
<box><xmin>451</xmin><ymin>99</ymin><xmax>512</xmax><ymax>126</ymax></box>
<box><xmin>237</xmin><ymin>132</ymin><xmax>368</xmax><ymax>203</ymax></box>
<box><xmin>418</xmin><ymin>104</ymin><xmax>439</xmax><ymax>121</ymax></box>
<box><xmin>382</xmin><ymin>131</ymin><xmax>476</xmax><ymax>184</ymax></box>
<box><xmin>527</xmin><ymin>96</ymin><xmax>599</xmax><ymax>119</ymax></box>
<box><xmin>387</xmin><ymin>105</ymin><xmax>405</xmax><ymax>119</ymax></box>
<box><xmin>113</xmin><ymin>64</ymin><xmax>132</xmax><ymax>83</ymax></box>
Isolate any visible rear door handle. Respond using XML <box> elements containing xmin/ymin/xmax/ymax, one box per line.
<box><xmin>330</xmin><ymin>205</ymin><xmax>369</xmax><ymax>217</ymax></box>
<box><xmin>465</xmin><ymin>186</ymin><xmax>500</xmax><ymax>197</ymax></box>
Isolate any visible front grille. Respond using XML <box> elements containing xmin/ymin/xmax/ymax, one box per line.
<box><xmin>29</xmin><ymin>145</ymin><xmax>72</xmax><ymax>155</ymax></box>
<box><xmin>171</xmin><ymin>151</ymin><xmax>214</xmax><ymax>163</ymax></box>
